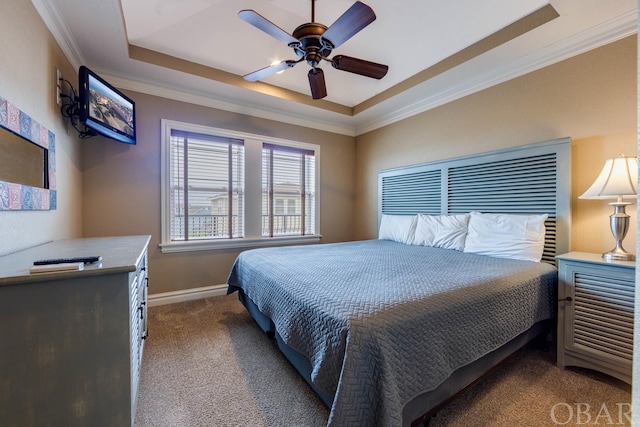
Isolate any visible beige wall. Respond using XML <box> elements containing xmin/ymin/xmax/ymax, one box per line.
<box><xmin>0</xmin><ymin>0</ymin><xmax>83</xmax><ymax>256</ymax></box>
<box><xmin>355</xmin><ymin>36</ymin><xmax>637</xmax><ymax>255</ymax></box>
<box><xmin>82</xmin><ymin>93</ymin><xmax>355</xmax><ymax>294</ymax></box>
<box><xmin>9</xmin><ymin>0</ymin><xmax>633</xmax><ymax>292</ymax></box>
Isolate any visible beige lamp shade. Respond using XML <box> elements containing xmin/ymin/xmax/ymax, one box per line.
<box><xmin>579</xmin><ymin>154</ymin><xmax>637</xmax><ymax>261</ymax></box>
<box><xmin>579</xmin><ymin>155</ymin><xmax>638</xmax><ymax>200</ymax></box>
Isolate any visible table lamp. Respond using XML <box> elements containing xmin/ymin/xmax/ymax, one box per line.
<box><xmin>579</xmin><ymin>154</ymin><xmax>638</xmax><ymax>261</ymax></box>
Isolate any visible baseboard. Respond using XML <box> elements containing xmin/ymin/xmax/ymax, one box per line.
<box><xmin>148</xmin><ymin>284</ymin><xmax>228</xmax><ymax>307</ymax></box>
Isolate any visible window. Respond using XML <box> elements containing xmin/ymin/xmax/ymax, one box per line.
<box><xmin>168</xmin><ymin>130</ymin><xmax>244</xmax><ymax>241</ymax></box>
<box><xmin>160</xmin><ymin>120</ymin><xmax>320</xmax><ymax>252</ymax></box>
<box><xmin>262</xmin><ymin>143</ymin><xmax>316</xmax><ymax>237</ymax></box>
<box><xmin>287</xmin><ymin>199</ymin><xmax>296</xmax><ymax>215</ymax></box>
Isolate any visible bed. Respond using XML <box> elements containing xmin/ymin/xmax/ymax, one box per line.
<box><xmin>227</xmin><ymin>138</ymin><xmax>571</xmax><ymax>426</ymax></box>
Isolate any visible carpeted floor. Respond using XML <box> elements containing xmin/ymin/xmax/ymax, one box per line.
<box><xmin>134</xmin><ymin>294</ymin><xmax>631</xmax><ymax>427</ymax></box>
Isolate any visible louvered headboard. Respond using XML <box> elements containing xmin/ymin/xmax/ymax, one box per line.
<box><xmin>378</xmin><ymin>138</ymin><xmax>571</xmax><ymax>263</ymax></box>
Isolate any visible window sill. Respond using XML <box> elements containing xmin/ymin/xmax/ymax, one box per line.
<box><xmin>159</xmin><ymin>235</ymin><xmax>322</xmax><ymax>253</ymax></box>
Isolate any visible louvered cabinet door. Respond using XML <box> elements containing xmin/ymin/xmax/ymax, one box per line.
<box><xmin>556</xmin><ymin>252</ymin><xmax>635</xmax><ymax>384</ymax></box>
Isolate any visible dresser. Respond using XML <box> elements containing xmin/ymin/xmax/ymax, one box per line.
<box><xmin>0</xmin><ymin>235</ymin><xmax>150</xmax><ymax>427</ymax></box>
<box><xmin>556</xmin><ymin>252</ymin><xmax>634</xmax><ymax>384</ymax></box>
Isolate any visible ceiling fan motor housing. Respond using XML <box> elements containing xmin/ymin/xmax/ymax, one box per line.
<box><xmin>291</xmin><ymin>23</ymin><xmax>333</xmax><ymax>67</ymax></box>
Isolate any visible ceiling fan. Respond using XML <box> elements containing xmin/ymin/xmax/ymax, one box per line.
<box><xmin>238</xmin><ymin>1</ymin><xmax>389</xmax><ymax>100</ymax></box>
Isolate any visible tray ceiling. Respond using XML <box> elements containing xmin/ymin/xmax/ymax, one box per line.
<box><xmin>33</xmin><ymin>0</ymin><xmax>637</xmax><ymax>135</ymax></box>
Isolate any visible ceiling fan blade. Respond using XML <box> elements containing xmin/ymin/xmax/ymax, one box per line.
<box><xmin>238</xmin><ymin>10</ymin><xmax>300</xmax><ymax>47</ymax></box>
<box><xmin>331</xmin><ymin>55</ymin><xmax>388</xmax><ymax>79</ymax></box>
<box><xmin>320</xmin><ymin>1</ymin><xmax>376</xmax><ymax>49</ymax></box>
<box><xmin>243</xmin><ymin>60</ymin><xmax>297</xmax><ymax>82</ymax></box>
<box><xmin>308</xmin><ymin>68</ymin><xmax>327</xmax><ymax>100</ymax></box>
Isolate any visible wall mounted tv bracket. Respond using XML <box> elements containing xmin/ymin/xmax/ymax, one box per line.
<box><xmin>58</xmin><ymin>76</ymin><xmax>97</xmax><ymax>139</ymax></box>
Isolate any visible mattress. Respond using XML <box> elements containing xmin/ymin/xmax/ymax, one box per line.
<box><xmin>227</xmin><ymin>239</ymin><xmax>557</xmax><ymax>426</ymax></box>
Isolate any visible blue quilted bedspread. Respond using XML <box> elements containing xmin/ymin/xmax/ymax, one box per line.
<box><xmin>227</xmin><ymin>240</ymin><xmax>557</xmax><ymax>426</ymax></box>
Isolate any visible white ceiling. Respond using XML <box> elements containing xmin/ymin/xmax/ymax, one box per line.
<box><xmin>122</xmin><ymin>0</ymin><xmax>550</xmax><ymax>106</ymax></box>
<box><xmin>33</xmin><ymin>0</ymin><xmax>637</xmax><ymax>136</ymax></box>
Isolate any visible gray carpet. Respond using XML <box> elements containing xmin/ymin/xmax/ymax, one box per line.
<box><xmin>135</xmin><ymin>294</ymin><xmax>631</xmax><ymax>427</ymax></box>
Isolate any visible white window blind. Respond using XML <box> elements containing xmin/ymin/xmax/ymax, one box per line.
<box><xmin>262</xmin><ymin>143</ymin><xmax>316</xmax><ymax>237</ymax></box>
<box><xmin>169</xmin><ymin>129</ymin><xmax>244</xmax><ymax>241</ymax></box>
<box><xmin>161</xmin><ymin>120</ymin><xmax>320</xmax><ymax>252</ymax></box>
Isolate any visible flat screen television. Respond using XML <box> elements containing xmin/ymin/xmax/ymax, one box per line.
<box><xmin>78</xmin><ymin>65</ymin><xmax>136</xmax><ymax>145</ymax></box>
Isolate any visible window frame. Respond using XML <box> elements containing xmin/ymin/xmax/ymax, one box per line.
<box><xmin>261</xmin><ymin>142</ymin><xmax>316</xmax><ymax>238</ymax></box>
<box><xmin>160</xmin><ymin>119</ymin><xmax>321</xmax><ymax>253</ymax></box>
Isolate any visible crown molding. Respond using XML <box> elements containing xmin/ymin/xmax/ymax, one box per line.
<box><xmin>33</xmin><ymin>0</ymin><xmax>637</xmax><ymax>138</ymax></box>
<box><xmin>99</xmin><ymin>72</ymin><xmax>357</xmax><ymax>137</ymax></box>
<box><xmin>32</xmin><ymin>0</ymin><xmax>355</xmax><ymax>137</ymax></box>
<box><xmin>353</xmin><ymin>9</ymin><xmax>638</xmax><ymax>135</ymax></box>
<box><xmin>30</xmin><ymin>0</ymin><xmax>84</xmax><ymax>71</ymax></box>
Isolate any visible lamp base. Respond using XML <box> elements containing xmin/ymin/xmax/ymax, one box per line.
<box><xmin>602</xmin><ymin>202</ymin><xmax>635</xmax><ymax>262</ymax></box>
<box><xmin>602</xmin><ymin>250</ymin><xmax>635</xmax><ymax>262</ymax></box>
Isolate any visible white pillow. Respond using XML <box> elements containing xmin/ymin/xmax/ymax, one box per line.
<box><xmin>378</xmin><ymin>214</ymin><xmax>417</xmax><ymax>244</ymax></box>
<box><xmin>413</xmin><ymin>214</ymin><xmax>469</xmax><ymax>251</ymax></box>
<box><xmin>463</xmin><ymin>212</ymin><xmax>548</xmax><ymax>262</ymax></box>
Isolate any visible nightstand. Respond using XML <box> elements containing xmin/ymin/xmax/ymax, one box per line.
<box><xmin>556</xmin><ymin>252</ymin><xmax>635</xmax><ymax>384</ymax></box>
